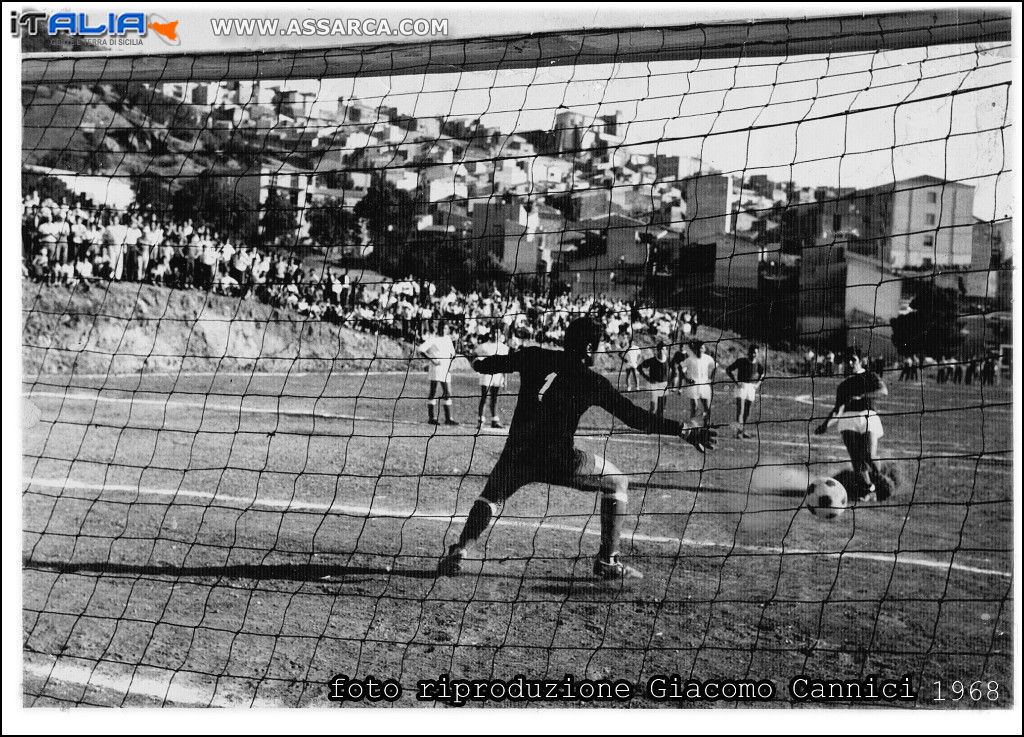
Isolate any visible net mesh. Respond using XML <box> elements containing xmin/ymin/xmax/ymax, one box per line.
<box><xmin>21</xmin><ymin>12</ymin><xmax>1013</xmax><ymax>707</ymax></box>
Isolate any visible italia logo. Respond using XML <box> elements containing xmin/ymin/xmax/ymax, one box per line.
<box><xmin>11</xmin><ymin>11</ymin><xmax>180</xmax><ymax>45</ymax></box>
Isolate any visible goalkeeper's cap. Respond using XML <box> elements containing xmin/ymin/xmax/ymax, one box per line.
<box><xmin>564</xmin><ymin>317</ymin><xmax>603</xmax><ymax>354</ymax></box>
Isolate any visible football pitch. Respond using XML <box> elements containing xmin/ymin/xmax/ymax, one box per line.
<box><xmin>22</xmin><ymin>367</ymin><xmax>1013</xmax><ymax>707</ymax></box>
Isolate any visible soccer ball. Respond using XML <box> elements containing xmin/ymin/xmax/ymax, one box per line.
<box><xmin>804</xmin><ymin>477</ymin><xmax>848</xmax><ymax>520</ymax></box>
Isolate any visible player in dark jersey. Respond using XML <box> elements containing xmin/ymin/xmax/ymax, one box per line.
<box><xmin>638</xmin><ymin>342</ymin><xmax>670</xmax><ymax>416</ymax></box>
<box><xmin>437</xmin><ymin>318</ymin><xmax>717</xmax><ymax>581</ymax></box>
<box><xmin>669</xmin><ymin>345</ymin><xmax>688</xmax><ymax>394</ymax></box>
<box><xmin>815</xmin><ymin>347</ymin><xmax>889</xmax><ymax>501</ymax></box>
<box><xmin>726</xmin><ymin>344</ymin><xmax>764</xmax><ymax>438</ymax></box>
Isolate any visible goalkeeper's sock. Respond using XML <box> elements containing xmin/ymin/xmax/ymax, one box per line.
<box><xmin>458</xmin><ymin>498</ymin><xmax>495</xmax><ymax>548</ymax></box>
<box><xmin>599</xmin><ymin>488</ymin><xmax>628</xmax><ymax>561</ymax></box>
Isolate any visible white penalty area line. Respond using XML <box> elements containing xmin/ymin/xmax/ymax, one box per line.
<box><xmin>23</xmin><ymin>653</ymin><xmax>268</xmax><ymax>708</ymax></box>
<box><xmin>23</xmin><ymin>477</ymin><xmax>1011</xmax><ymax>580</ymax></box>
<box><xmin>27</xmin><ymin>370</ymin><xmax>412</xmax><ymax>380</ymax></box>
<box><xmin>25</xmin><ymin>389</ymin><xmax>378</xmax><ymax>423</ymax></box>
<box><xmin>25</xmin><ymin>390</ymin><xmax>1012</xmax><ymax>474</ymax></box>
<box><xmin>26</xmin><ymin>389</ymin><xmax>1009</xmax><ymax>452</ymax></box>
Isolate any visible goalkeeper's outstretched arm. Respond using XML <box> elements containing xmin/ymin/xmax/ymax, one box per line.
<box><xmin>595</xmin><ymin>375</ymin><xmax>717</xmax><ymax>453</ymax></box>
<box><xmin>472</xmin><ymin>349</ymin><xmax>523</xmax><ymax>375</ymax></box>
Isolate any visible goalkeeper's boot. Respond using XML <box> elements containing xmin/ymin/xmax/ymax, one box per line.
<box><xmin>868</xmin><ymin>473</ymin><xmax>894</xmax><ymax>502</ymax></box>
<box><xmin>593</xmin><ymin>553</ymin><xmax>644</xmax><ymax>581</ymax></box>
<box><xmin>437</xmin><ymin>544</ymin><xmax>466</xmax><ymax>577</ymax></box>
<box><xmin>490</xmin><ymin>417</ymin><xmax>504</xmax><ymax>429</ymax></box>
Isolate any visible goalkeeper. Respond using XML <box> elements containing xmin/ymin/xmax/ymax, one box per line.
<box><xmin>437</xmin><ymin>317</ymin><xmax>717</xmax><ymax>581</ymax></box>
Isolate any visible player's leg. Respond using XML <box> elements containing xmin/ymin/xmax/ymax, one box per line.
<box><xmin>441</xmin><ymin>381</ymin><xmax>458</xmax><ymax>425</ymax></box>
<box><xmin>477</xmin><ymin>385</ymin><xmax>488</xmax><ymax>428</ymax></box>
<box><xmin>427</xmin><ymin>380</ymin><xmax>439</xmax><ymax>424</ymax></box>
<box><xmin>489</xmin><ymin>386</ymin><xmax>502</xmax><ymax>428</ymax></box>
<box><xmin>734</xmin><ymin>396</ymin><xmax>743</xmax><ymax>437</ymax></box>
<box><xmin>437</xmin><ymin>450</ymin><xmax>532</xmax><ymax>575</ymax></box>
<box><xmin>861</xmin><ymin>428</ymin><xmax>885</xmax><ymax>500</ymax></box>
<box><xmin>841</xmin><ymin>429</ymin><xmax>873</xmax><ymax>499</ymax></box>
<box><xmin>741</xmin><ymin>399</ymin><xmax>753</xmax><ymax>437</ymax></box>
<box><xmin>565</xmin><ymin>450</ymin><xmax>642</xmax><ymax>580</ymax></box>
<box><xmin>701</xmin><ymin>396</ymin><xmax>712</xmax><ymax>426</ymax></box>
<box><xmin>741</xmin><ymin>383</ymin><xmax>755</xmax><ymax>436</ymax></box>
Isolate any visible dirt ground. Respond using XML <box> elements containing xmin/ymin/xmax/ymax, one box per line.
<box><xmin>21</xmin><ymin>354</ymin><xmax>1013</xmax><ymax>708</ymax></box>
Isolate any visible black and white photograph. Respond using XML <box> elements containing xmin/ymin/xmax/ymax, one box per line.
<box><xmin>3</xmin><ymin>2</ymin><xmax>1020</xmax><ymax>731</ymax></box>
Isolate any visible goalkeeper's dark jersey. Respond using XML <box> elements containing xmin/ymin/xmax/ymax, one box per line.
<box><xmin>474</xmin><ymin>346</ymin><xmax>684</xmax><ymax>459</ymax></box>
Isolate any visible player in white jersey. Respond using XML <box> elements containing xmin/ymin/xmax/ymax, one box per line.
<box><xmin>417</xmin><ymin>322</ymin><xmax>460</xmax><ymax>426</ymax></box>
<box><xmin>681</xmin><ymin>341</ymin><xmax>718</xmax><ymax>425</ymax></box>
<box><xmin>619</xmin><ymin>335</ymin><xmax>642</xmax><ymax>392</ymax></box>
<box><xmin>474</xmin><ymin>329</ymin><xmax>509</xmax><ymax>429</ymax></box>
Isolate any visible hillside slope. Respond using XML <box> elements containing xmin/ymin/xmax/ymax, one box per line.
<box><xmin>22</xmin><ymin>282</ymin><xmax>415</xmax><ymax>375</ymax></box>
<box><xmin>23</xmin><ymin>282</ymin><xmax>807</xmax><ymax>378</ymax></box>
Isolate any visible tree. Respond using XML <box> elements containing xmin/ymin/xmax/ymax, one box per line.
<box><xmin>131</xmin><ymin>174</ymin><xmax>174</xmax><ymax>215</ymax></box>
<box><xmin>382</xmin><ymin>230</ymin><xmax>507</xmax><ymax>291</ymax></box>
<box><xmin>353</xmin><ymin>180</ymin><xmax>417</xmax><ymax>251</ymax></box>
<box><xmin>171</xmin><ymin>169</ymin><xmax>255</xmax><ymax>242</ymax></box>
<box><xmin>890</xmin><ymin>281</ymin><xmax>963</xmax><ymax>358</ymax></box>
<box><xmin>307</xmin><ymin>198</ymin><xmax>356</xmax><ymax>250</ymax></box>
<box><xmin>22</xmin><ymin>172</ymin><xmax>75</xmax><ymax>204</ymax></box>
<box><xmin>259</xmin><ymin>187</ymin><xmax>300</xmax><ymax>246</ymax></box>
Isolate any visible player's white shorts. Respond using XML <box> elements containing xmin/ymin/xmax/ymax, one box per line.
<box><xmin>684</xmin><ymin>384</ymin><xmax>712</xmax><ymax>402</ymax></box>
<box><xmin>648</xmin><ymin>381</ymin><xmax>668</xmax><ymax>403</ymax></box>
<box><xmin>734</xmin><ymin>382</ymin><xmax>758</xmax><ymax>402</ymax></box>
<box><xmin>479</xmin><ymin>374</ymin><xmax>503</xmax><ymax>389</ymax></box>
<box><xmin>835</xmin><ymin>409</ymin><xmax>884</xmax><ymax>437</ymax></box>
<box><xmin>428</xmin><ymin>365</ymin><xmax>452</xmax><ymax>383</ymax></box>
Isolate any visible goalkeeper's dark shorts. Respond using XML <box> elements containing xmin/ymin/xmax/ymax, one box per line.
<box><xmin>479</xmin><ymin>445</ymin><xmax>615</xmax><ymax>504</ymax></box>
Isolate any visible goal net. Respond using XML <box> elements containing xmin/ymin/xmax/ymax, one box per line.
<box><xmin>20</xmin><ymin>9</ymin><xmax>1013</xmax><ymax>707</ymax></box>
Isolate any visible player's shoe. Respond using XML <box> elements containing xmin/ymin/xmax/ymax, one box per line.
<box><xmin>436</xmin><ymin>544</ymin><xmax>465</xmax><ymax>577</ymax></box>
<box><xmin>861</xmin><ymin>483</ymin><xmax>878</xmax><ymax>503</ymax></box>
<box><xmin>427</xmin><ymin>419</ymin><xmax>440</xmax><ymax>426</ymax></box>
<box><xmin>490</xmin><ymin>418</ymin><xmax>504</xmax><ymax>429</ymax></box>
<box><xmin>593</xmin><ymin>554</ymin><xmax>644</xmax><ymax>581</ymax></box>
<box><xmin>444</xmin><ymin>419</ymin><xmax>460</xmax><ymax>426</ymax></box>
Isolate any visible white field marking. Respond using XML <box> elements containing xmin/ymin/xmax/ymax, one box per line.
<box><xmin>605</xmin><ymin>432</ymin><xmax>1013</xmax><ymax>463</ymax></box>
<box><xmin>22</xmin><ymin>477</ymin><xmax>1012</xmax><ymax>580</ymax></box>
<box><xmin>25</xmin><ymin>370</ymin><xmax>423</xmax><ymax>380</ymax></box>
<box><xmin>25</xmin><ymin>390</ymin><xmax>420</xmax><ymax>425</ymax></box>
<box><xmin>26</xmin><ymin>369</ymin><xmax>491</xmax><ymax>381</ymax></box>
<box><xmin>26</xmin><ymin>389</ymin><xmax>1006</xmax><ymax>450</ymax></box>
<box><xmin>25</xmin><ymin>390</ymin><xmax>1012</xmax><ymax>472</ymax></box>
<box><xmin>785</xmin><ymin>393</ymin><xmax>1011</xmax><ymax>415</ymax></box>
<box><xmin>23</xmin><ymin>652</ymin><xmax>266</xmax><ymax>707</ymax></box>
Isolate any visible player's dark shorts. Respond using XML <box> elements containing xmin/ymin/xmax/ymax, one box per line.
<box><xmin>479</xmin><ymin>445</ymin><xmax>613</xmax><ymax>504</ymax></box>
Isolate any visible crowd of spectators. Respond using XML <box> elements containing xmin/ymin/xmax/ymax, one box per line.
<box><xmin>901</xmin><ymin>354</ymin><xmax>1003</xmax><ymax>386</ymax></box>
<box><xmin>801</xmin><ymin>347</ymin><xmax>1003</xmax><ymax>385</ymax></box>
<box><xmin>22</xmin><ymin>191</ymin><xmax>702</xmax><ymax>352</ymax></box>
